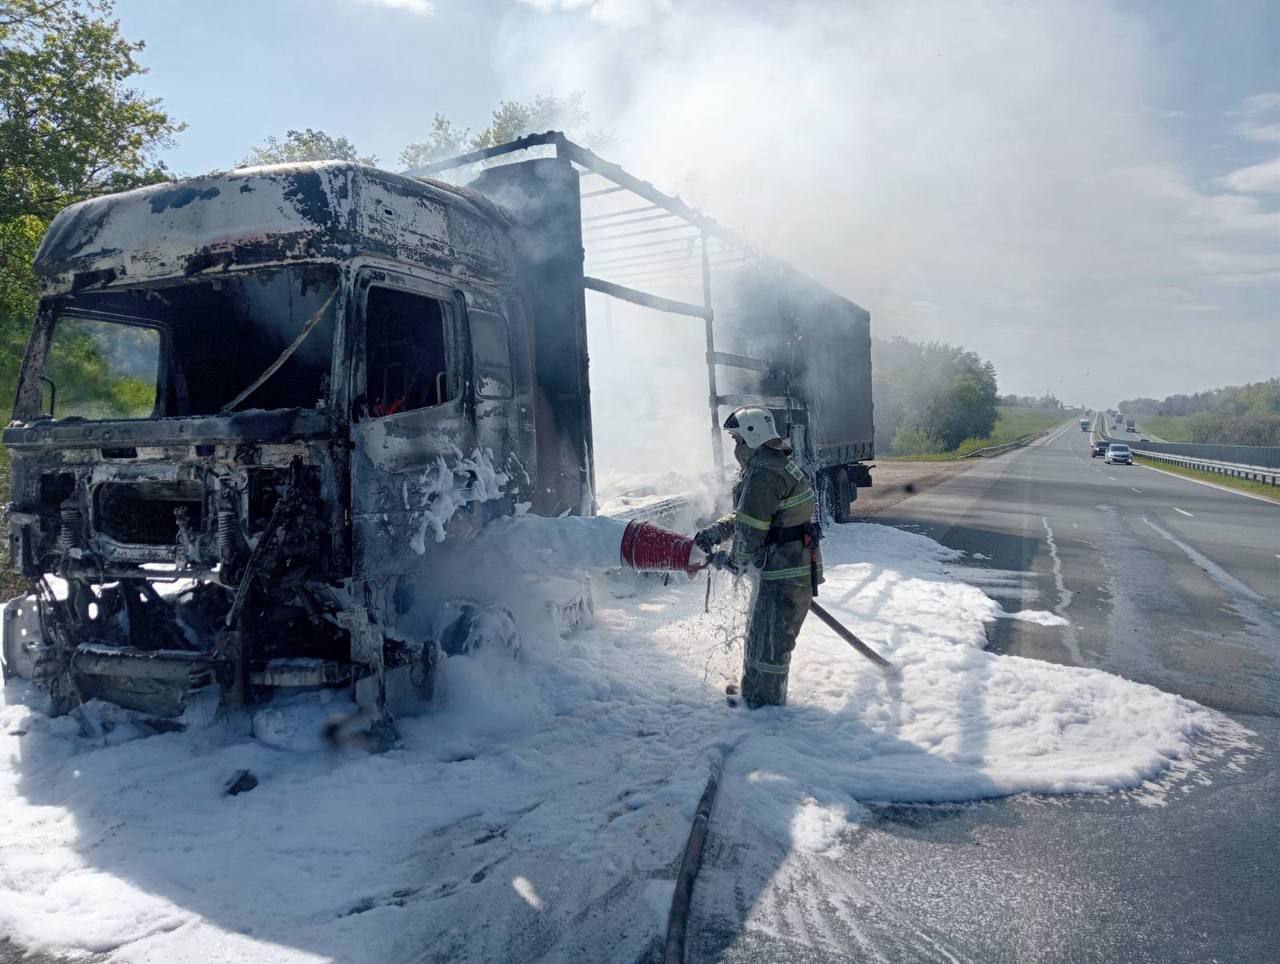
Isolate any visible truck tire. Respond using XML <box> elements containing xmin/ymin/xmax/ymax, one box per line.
<box><xmin>822</xmin><ymin>467</ymin><xmax>854</xmax><ymax>524</ymax></box>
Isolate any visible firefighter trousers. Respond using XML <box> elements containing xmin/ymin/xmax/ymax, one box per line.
<box><xmin>741</xmin><ymin>579</ymin><xmax>812</xmax><ymax>708</ymax></box>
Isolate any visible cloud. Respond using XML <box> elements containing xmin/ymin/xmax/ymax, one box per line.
<box><xmin>355</xmin><ymin>0</ymin><xmax>434</xmax><ymax>14</ymax></box>
<box><xmin>1232</xmin><ymin>92</ymin><xmax>1280</xmax><ymax>115</ymax></box>
<box><xmin>1216</xmin><ymin>155</ymin><xmax>1280</xmax><ymax>194</ymax></box>
<box><xmin>1230</xmin><ymin>91</ymin><xmax>1280</xmax><ymax>143</ymax></box>
<box><xmin>514</xmin><ymin>0</ymin><xmax>667</xmax><ymax>25</ymax></box>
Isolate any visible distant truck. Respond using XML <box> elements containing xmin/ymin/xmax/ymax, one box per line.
<box><xmin>1126</xmin><ymin>418</ymin><xmax>1136</xmax><ymax>432</ymax></box>
<box><xmin>1</xmin><ymin>133</ymin><xmax>874</xmax><ymax>723</ymax></box>
<box><xmin>1080</xmin><ymin>418</ymin><xmax>1090</xmax><ymax>431</ymax></box>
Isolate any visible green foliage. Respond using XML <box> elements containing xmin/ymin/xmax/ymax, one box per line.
<box><xmin>0</xmin><ymin>211</ymin><xmax>44</xmax><ymax>397</ymax></box>
<box><xmin>44</xmin><ymin>317</ymin><xmax>157</xmax><ymax>419</ymax></box>
<box><xmin>0</xmin><ymin>0</ymin><xmax>182</xmax><ymax>223</ymax></box>
<box><xmin>242</xmin><ymin>128</ymin><xmax>377</xmax><ymax>167</ymax></box>
<box><xmin>1138</xmin><ymin>414</ymin><xmax>1195</xmax><ymax>442</ymax></box>
<box><xmin>873</xmin><ymin>336</ymin><xmax>999</xmax><ymax>455</ymax></box>
<box><xmin>890</xmin><ymin>424</ymin><xmax>946</xmax><ymax>456</ymax></box>
<box><xmin>984</xmin><ymin>405</ymin><xmax>1071</xmax><ymax>443</ymax></box>
<box><xmin>0</xmin><ymin>1</ymin><xmax>180</xmax><ymax>583</ymax></box>
<box><xmin>399</xmin><ymin>92</ymin><xmax>606</xmax><ymax>169</ymax></box>
<box><xmin>1000</xmin><ymin>392</ymin><xmax>1063</xmax><ymax>410</ymax></box>
<box><xmin>0</xmin><ymin>0</ymin><xmax>180</xmax><ymax>407</ymax></box>
<box><xmin>1122</xmin><ymin>379</ymin><xmax>1280</xmax><ymax>446</ymax></box>
<box><xmin>886</xmin><ymin>406</ymin><xmax>1073</xmax><ymax>460</ymax></box>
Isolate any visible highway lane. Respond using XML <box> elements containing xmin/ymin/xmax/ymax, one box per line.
<box><xmin>881</xmin><ymin>421</ymin><xmax>1280</xmax><ymax>715</ymax></box>
<box><xmin>709</xmin><ymin>421</ymin><xmax>1279</xmax><ymax>963</ymax></box>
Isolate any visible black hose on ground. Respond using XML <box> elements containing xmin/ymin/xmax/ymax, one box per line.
<box><xmin>664</xmin><ymin>756</ymin><xmax>724</xmax><ymax>964</ymax></box>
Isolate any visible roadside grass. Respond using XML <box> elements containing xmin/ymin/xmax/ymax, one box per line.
<box><xmin>1135</xmin><ymin>454</ymin><xmax>1280</xmax><ymax>503</ymax></box>
<box><xmin>1138</xmin><ymin>414</ymin><xmax>1196</xmax><ymax>442</ymax></box>
<box><xmin>884</xmin><ymin>407</ymin><xmax>1076</xmax><ymax>461</ymax></box>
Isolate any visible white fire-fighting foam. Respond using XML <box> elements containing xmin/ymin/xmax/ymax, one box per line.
<box><xmin>0</xmin><ymin>521</ymin><xmax>1250</xmax><ymax>962</ymax></box>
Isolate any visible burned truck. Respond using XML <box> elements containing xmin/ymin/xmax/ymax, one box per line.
<box><xmin>2</xmin><ymin>156</ymin><xmax>596</xmax><ymax>721</ymax></box>
<box><xmin>2</xmin><ymin>132</ymin><xmax>874</xmax><ymax>723</ymax></box>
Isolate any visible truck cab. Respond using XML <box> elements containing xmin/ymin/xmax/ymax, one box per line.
<box><xmin>2</xmin><ymin>158</ymin><xmax>592</xmax><ymax>720</ymax></box>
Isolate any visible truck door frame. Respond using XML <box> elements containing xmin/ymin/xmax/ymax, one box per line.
<box><xmin>347</xmin><ymin>264</ymin><xmax>479</xmax><ymax>577</ymax></box>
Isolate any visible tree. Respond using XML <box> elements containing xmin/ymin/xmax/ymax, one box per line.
<box><xmin>241</xmin><ymin>128</ymin><xmax>376</xmax><ymax>167</ymax></box>
<box><xmin>2</xmin><ymin>0</ymin><xmax>182</xmax><ymax>381</ymax></box>
<box><xmin>399</xmin><ymin>92</ymin><xmax>605</xmax><ymax>170</ymax></box>
<box><xmin>873</xmin><ymin>337</ymin><xmax>1000</xmax><ymax>454</ymax></box>
<box><xmin>0</xmin><ymin>0</ymin><xmax>182</xmax><ymax>592</ymax></box>
<box><xmin>0</xmin><ymin>0</ymin><xmax>181</xmax><ymax>223</ymax></box>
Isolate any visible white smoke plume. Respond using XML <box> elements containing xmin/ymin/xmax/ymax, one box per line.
<box><xmin>496</xmin><ymin>0</ymin><xmax>1279</xmax><ymax>407</ymax></box>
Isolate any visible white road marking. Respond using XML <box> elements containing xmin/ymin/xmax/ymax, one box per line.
<box><xmin>1041</xmin><ymin>517</ymin><xmax>1082</xmax><ymax>663</ymax></box>
<box><xmin>1043</xmin><ymin>420</ymin><xmax>1078</xmax><ymax>446</ymax></box>
<box><xmin>1143</xmin><ymin>518</ymin><xmax>1278</xmax><ymax>638</ymax></box>
<box><xmin>1108</xmin><ymin>475</ymin><xmax>1117</xmax><ymax>480</ymax></box>
<box><xmin>1172</xmin><ymin>506</ymin><xmax>1193</xmax><ymax>517</ymax></box>
<box><xmin>1129</xmin><ymin>487</ymin><xmax>1142</xmax><ymax>494</ymax></box>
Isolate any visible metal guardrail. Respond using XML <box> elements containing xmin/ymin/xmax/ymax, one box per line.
<box><xmin>1096</xmin><ymin>419</ymin><xmax>1279</xmax><ymax>485</ymax></box>
<box><xmin>1130</xmin><ymin>451</ymin><xmax>1280</xmax><ymax>487</ymax></box>
<box><xmin>958</xmin><ymin>430</ymin><xmax>1048</xmax><ymax>459</ymax></box>
<box><xmin>1098</xmin><ymin>422</ymin><xmax>1280</xmax><ymax>469</ymax></box>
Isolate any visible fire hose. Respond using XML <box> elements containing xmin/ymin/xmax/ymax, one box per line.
<box><xmin>617</xmin><ymin>517</ymin><xmax>896</xmax><ymax>960</ymax></box>
<box><xmin>617</xmin><ymin>520</ymin><xmax>895</xmax><ymax>673</ymax></box>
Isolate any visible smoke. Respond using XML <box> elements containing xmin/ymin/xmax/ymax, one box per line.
<box><xmin>496</xmin><ymin>0</ymin><xmax>1279</xmax><ymax>407</ymax></box>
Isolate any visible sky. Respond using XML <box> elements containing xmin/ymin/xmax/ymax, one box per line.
<box><xmin>113</xmin><ymin>0</ymin><xmax>1279</xmax><ymax>407</ymax></box>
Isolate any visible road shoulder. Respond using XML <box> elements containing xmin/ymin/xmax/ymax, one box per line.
<box><xmin>853</xmin><ymin>459</ymin><xmax>981</xmax><ymax>517</ymax></box>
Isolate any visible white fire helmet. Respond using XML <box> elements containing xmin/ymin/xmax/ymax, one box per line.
<box><xmin>723</xmin><ymin>406</ymin><xmax>781</xmax><ymax>449</ymax></box>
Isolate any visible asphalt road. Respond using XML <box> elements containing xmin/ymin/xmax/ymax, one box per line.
<box><xmin>698</xmin><ymin>420</ymin><xmax>1280</xmax><ymax>963</ymax></box>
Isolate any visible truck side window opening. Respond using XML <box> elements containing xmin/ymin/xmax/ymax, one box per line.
<box><xmin>366</xmin><ymin>286</ymin><xmax>451</xmax><ymax>417</ymax></box>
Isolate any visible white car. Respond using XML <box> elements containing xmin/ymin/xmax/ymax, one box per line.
<box><xmin>1105</xmin><ymin>443</ymin><xmax>1133</xmax><ymax>465</ymax></box>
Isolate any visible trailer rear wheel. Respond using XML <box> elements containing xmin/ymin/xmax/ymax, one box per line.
<box><xmin>821</xmin><ymin>467</ymin><xmax>855</xmax><ymax>524</ymax></box>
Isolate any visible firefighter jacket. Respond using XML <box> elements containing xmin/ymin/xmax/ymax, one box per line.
<box><xmin>709</xmin><ymin>443</ymin><xmax>824</xmax><ymax>586</ymax></box>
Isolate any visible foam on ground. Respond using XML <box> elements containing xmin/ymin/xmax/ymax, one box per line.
<box><xmin>0</xmin><ymin>522</ymin><xmax>1251</xmax><ymax>962</ymax></box>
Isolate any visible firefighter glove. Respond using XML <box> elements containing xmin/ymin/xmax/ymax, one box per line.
<box><xmin>709</xmin><ymin>551</ymin><xmax>740</xmax><ymax>574</ymax></box>
<box><xmin>694</xmin><ymin>525</ymin><xmax>724</xmax><ymax>554</ymax></box>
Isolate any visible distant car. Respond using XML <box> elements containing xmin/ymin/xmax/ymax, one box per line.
<box><xmin>1091</xmin><ymin>439</ymin><xmax>1109</xmax><ymax>457</ymax></box>
<box><xmin>1105</xmin><ymin>443</ymin><xmax>1132</xmax><ymax>465</ymax></box>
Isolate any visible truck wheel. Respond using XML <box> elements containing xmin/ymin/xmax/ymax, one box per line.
<box><xmin>822</xmin><ymin>468</ymin><xmax>854</xmax><ymax>524</ymax></box>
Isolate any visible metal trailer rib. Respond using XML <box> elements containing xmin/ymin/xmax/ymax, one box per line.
<box><xmin>583</xmin><ymin>276</ymin><xmax>711</xmax><ymax>320</ymax></box>
<box><xmin>593</xmin><ymin>266</ymin><xmax>703</xmax><ymax>288</ymax></box>
<box><xmin>586</xmin><ymin>223</ymin><xmax>701</xmax><ymax>244</ymax></box>
<box><xmin>588</xmin><ymin>235</ymin><xmax>707</xmax><ymax>257</ymax></box>
<box><xmin>582</xmin><ymin>212</ymin><xmax>678</xmax><ymax>233</ymax></box>
<box><xmin>581</xmin><ymin>204</ymin><xmax>660</xmax><ymax>222</ymax></box>
<box><xmin>587</xmin><ymin>248</ymin><xmax>703</xmax><ymax>271</ymax></box>
<box><xmin>409</xmin><ymin>131</ymin><xmax>768</xmax><ymax>475</ymax></box>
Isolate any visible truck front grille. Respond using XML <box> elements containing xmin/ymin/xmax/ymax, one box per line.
<box><xmin>94</xmin><ymin>481</ymin><xmax>204</xmax><ymax>546</ymax></box>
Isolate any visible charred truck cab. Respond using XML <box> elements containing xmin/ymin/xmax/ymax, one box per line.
<box><xmin>2</xmin><ymin>158</ymin><xmax>593</xmax><ymax>722</ymax></box>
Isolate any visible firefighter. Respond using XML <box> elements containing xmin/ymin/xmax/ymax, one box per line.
<box><xmin>695</xmin><ymin>406</ymin><xmax>822</xmax><ymax>708</ymax></box>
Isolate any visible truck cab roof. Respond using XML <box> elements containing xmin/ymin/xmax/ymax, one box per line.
<box><xmin>34</xmin><ymin>161</ymin><xmax>513</xmax><ymax>296</ymax></box>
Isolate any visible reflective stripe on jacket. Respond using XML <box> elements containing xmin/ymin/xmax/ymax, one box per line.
<box><xmin>719</xmin><ymin>444</ymin><xmax>822</xmax><ymax>586</ymax></box>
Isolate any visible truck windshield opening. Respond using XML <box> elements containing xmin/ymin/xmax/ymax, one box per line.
<box><xmin>45</xmin><ymin>316</ymin><xmax>161</xmax><ymax>420</ymax></box>
<box><xmin>18</xmin><ymin>265</ymin><xmax>338</xmax><ymax>422</ymax></box>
